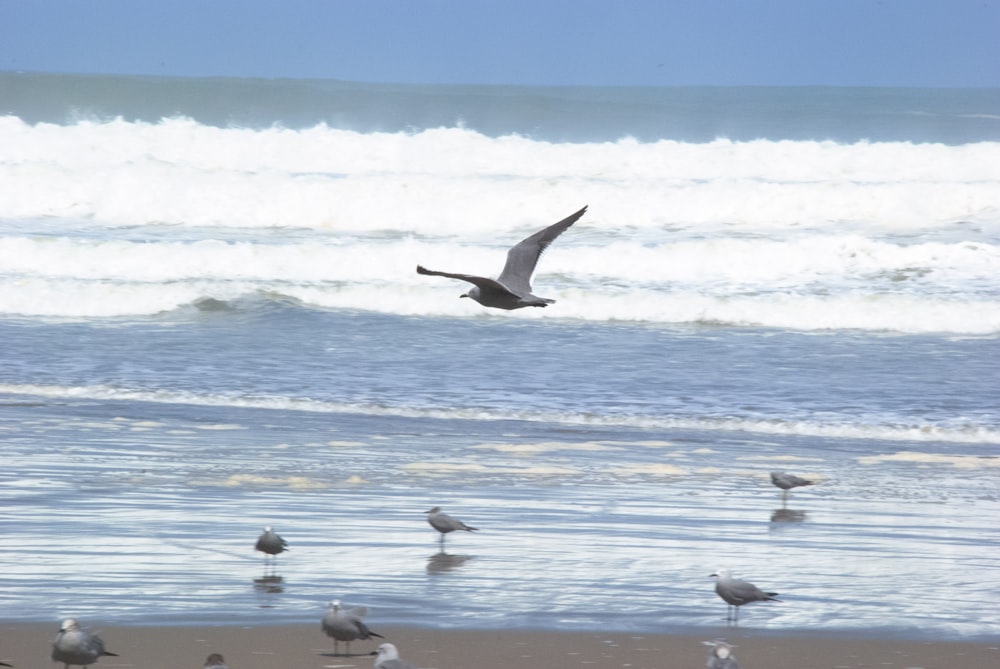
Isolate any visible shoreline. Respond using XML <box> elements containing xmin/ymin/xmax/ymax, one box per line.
<box><xmin>4</xmin><ymin>623</ymin><xmax>998</xmax><ymax>669</ymax></box>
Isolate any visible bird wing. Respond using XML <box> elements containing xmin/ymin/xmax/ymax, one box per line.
<box><xmin>416</xmin><ymin>266</ymin><xmax>518</xmax><ymax>296</ymax></box>
<box><xmin>429</xmin><ymin>512</ymin><xmax>457</xmax><ymax>532</ymax></box>
<box><xmin>497</xmin><ymin>205</ymin><xmax>587</xmax><ymax>295</ymax></box>
<box><xmin>355</xmin><ymin>620</ymin><xmax>384</xmax><ymax>639</ymax></box>
<box><xmin>723</xmin><ymin>578</ymin><xmax>766</xmax><ymax>603</ymax></box>
<box><xmin>772</xmin><ymin>472</ymin><xmax>813</xmax><ymax>488</ymax></box>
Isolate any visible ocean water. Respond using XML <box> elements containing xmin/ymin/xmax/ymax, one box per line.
<box><xmin>1</xmin><ymin>72</ymin><xmax>999</xmax><ymax>641</ymax></box>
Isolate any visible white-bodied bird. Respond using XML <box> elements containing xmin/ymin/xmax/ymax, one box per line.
<box><xmin>51</xmin><ymin>618</ymin><xmax>118</xmax><ymax>669</ymax></box>
<box><xmin>703</xmin><ymin>639</ymin><xmax>741</xmax><ymax>669</ymax></box>
<box><xmin>372</xmin><ymin>642</ymin><xmax>418</xmax><ymax>669</ymax></box>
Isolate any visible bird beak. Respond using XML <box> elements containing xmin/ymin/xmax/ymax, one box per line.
<box><xmin>460</xmin><ymin>293</ymin><xmax>469</xmax><ymax>299</ymax></box>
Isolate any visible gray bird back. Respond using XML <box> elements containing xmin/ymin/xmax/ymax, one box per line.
<box><xmin>323</xmin><ymin>605</ymin><xmax>378</xmax><ymax>641</ymax></box>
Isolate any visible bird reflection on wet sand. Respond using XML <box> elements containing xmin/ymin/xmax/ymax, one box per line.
<box><xmin>253</xmin><ymin>575</ymin><xmax>285</xmax><ymax>596</ymax></box>
<box><xmin>426</xmin><ymin>551</ymin><xmax>473</xmax><ymax>574</ymax></box>
<box><xmin>771</xmin><ymin>507</ymin><xmax>808</xmax><ymax>523</ymax></box>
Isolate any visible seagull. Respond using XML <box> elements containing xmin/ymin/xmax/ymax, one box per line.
<box><xmin>426</xmin><ymin>506</ymin><xmax>478</xmax><ymax>547</ymax></box>
<box><xmin>703</xmin><ymin>639</ymin><xmax>741</xmax><ymax>669</ymax></box>
<box><xmin>372</xmin><ymin>642</ymin><xmax>418</xmax><ymax>669</ymax></box>
<box><xmin>416</xmin><ymin>205</ymin><xmax>587</xmax><ymax>309</ymax></box>
<box><xmin>51</xmin><ymin>618</ymin><xmax>118</xmax><ymax>669</ymax></box>
<box><xmin>321</xmin><ymin>599</ymin><xmax>384</xmax><ymax>656</ymax></box>
<box><xmin>254</xmin><ymin>526</ymin><xmax>288</xmax><ymax>574</ymax></box>
<box><xmin>770</xmin><ymin>471</ymin><xmax>816</xmax><ymax>499</ymax></box>
<box><xmin>203</xmin><ymin>653</ymin><xmax>229</xmax><ymax>669</ymax></box>
<box><xmin>710</xmin><ymin>568</ymin><xmax>780</xmax><ymax>622</ymax></box>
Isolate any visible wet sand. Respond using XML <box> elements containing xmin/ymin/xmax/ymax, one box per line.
<box><xmin>5</xmin><ymin>623</ymin><xmax>997</xmax><ymax>669</ymax></box>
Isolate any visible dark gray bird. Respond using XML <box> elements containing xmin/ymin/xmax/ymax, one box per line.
<box><xmin>703</xmin><ymin>639</ymin><xmax>741</xmax><ymax>669</ymax></box>
<box><xmin>770</xmin><ymin>471</ymin><xmax>816</xmax><ymax>499</ymax></box>
<box><xmin>321</xmin><ymin>599</ymin><xmax>384</xmax><ymax>656</ymax></box>
<box><xmin>254</xmin><ymin>526</ymin><xmax>288</xmax><ymax>574</ymax></box>
<box><xmin>710</xmin><ymin>568</ymin><xmax>780</xmax><ymax>622</ymax></box>
<box><xmin>416</xmin><ymin>205</ymin><xmax>587</xmax><ymax>309</ymax></box>
<box><xmin>51</xmin><ymin>618</ymin><xmax>118</xmax><ymax>669</ymax></box>
<box><xmin>372</xmin><ymin>642</ymin><xmax>418</xmax><ymax>669</ymax></box>
<box><xmin>203</xmin><ymin>653</ymin><xmax>229</xmax><ymax>669</ymax></box>
<box><xmin>425</xmin><ymin>506</ymin><xmax>478</xmax><ymax>546</ymax></box>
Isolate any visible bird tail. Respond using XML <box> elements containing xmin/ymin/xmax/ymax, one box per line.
<box><xmin>765</xmin><ymin>592</ymin><xmax>781</xmax><ymax>602</ymax></box>
<box><xmin>464</xmin><ymin>525</ymin><xmax>479</xmax><ymax>532</ymax></box>
<box><xmin>357</xmin><ymin>622</ymin><xmax>384</xmax><ymax>640</ymax></box>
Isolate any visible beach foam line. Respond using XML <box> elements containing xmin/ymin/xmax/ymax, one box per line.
<box><xmin>3</xmin><ymin>383</ymin><xmax>998</xmax><ymax>445</ymax></box>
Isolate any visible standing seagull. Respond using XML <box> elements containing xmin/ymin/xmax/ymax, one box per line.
<box><xmin>51</xmin><ymin>618</ymin><xmax>118</xmax><ymax>669</ymax></box>
<box><xmin>416</xmin><ymin>205</ymin><xmax>587</xmax><ymax>309</ymax></box>
<box><xmin>710</xmin><ymin>569</ymin><xmax>780</xmax><ymax>622</ymax></box>
<box><xmin>321</xmin><ymin>600</ymin><xmax>384</xmax><ymax>656</ymax></box>
<box><xmin>203</xmin><ymin>653</ymin><xmax>229</xmax><ymax>669</ymax></box>
<box><xmin>372</xmin><ymin>642</ymin><xmax>418</xmax><ymax>669</ymax></box>
<box><xmin>703</xmin><ymin>639</ymin><xmax>741</xmax><ymax>669</ymax></box>
<box><xmin>770</xmin><ymin>471</ymin><xmax>816</xmax><ymax>500</ymax></box>
<box><xmin>426</xmin><ymin>506</ymin><xmax>478</xmax><ymax>547</ymax></box>
<box><xmin>255</xmin><ymin>526</ymin><xmax>288</xmax><ymax>575</ymax></box>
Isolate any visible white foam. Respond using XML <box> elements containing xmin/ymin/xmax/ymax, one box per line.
<box><xmin>3</xmin><ymin>383</ymin><xmax>998</xmax><ymax>445</ymax></box>
<box><xmin>1</xmin><ymin>231</ymin><xmax>998</xmax><ymax>332</ymax></box>
<box><xmin>2</xmin><ymin>116</ymin><xmax>999</xmax><ymax>232</ymax></box>
<box><xmin>2</xmin><ymin>116</ymin><xmax>999</xmax><ymax>332</ymax></box>
<box><xmin>858</xmin><ymin>451</ymin><xmax>1000</xmax><ymax>469</ymax></box>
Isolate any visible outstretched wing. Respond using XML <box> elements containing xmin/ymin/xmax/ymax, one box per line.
<box><xmin>416</xmin><ymin>265</ymin><xmax>516</xmax><ymax>296</ymax></box>
<box><xmin>498</xmin><ymin>205</ymin><xmax>587</xmax><ymax>295</ymax></box>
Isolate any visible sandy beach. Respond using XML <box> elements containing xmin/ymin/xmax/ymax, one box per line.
<box><xmin>4</xmin><ymin>623</ymin><xmax>997</xmax><ymax>669</ymax></box>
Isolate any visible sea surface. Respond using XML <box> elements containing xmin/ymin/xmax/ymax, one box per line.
<box><xmin>1</xmin><ymin>72</ymin><xmax>999</xmax><ymax>641</ymax></box>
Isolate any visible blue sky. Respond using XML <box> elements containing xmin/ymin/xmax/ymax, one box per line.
<box><xmin>2</xmin><ymin>0</ymin><xmax>998</xmax><ymax>87</ymax></box>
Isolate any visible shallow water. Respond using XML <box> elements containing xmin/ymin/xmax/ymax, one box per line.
<box><xmin>2</xmin><ymin>311</ymin><xmax>998</xmax><ymax>641</ymax></box>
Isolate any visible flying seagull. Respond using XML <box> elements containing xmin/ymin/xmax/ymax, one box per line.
<box><xmin>372</xmin><ymin>642</ymin><xmax>418</xmax><ymax>669</ymax></box>
<box><xmin>770</xmin><ymin>471</ymin><xmax>816</xmax><ymax>499</ymax></box>
<box><xmin>321</xmin><ymin>600</ymin><xmax>384</xmax><ymax>656</ymax></box>
<box><xmin>710</xmin><ymin>568</ymin><xmax>780</xmax><ymax>622</ymax></box>
<box><xmin>426</xmin><ymin>506</ymin><xmax>478</xmax><ymax>547</ymax></box>
<box><xmin>255</xmin><ymin>526</ymin><xmax>288</xmax><ymax>574</ymax></box>
<box><xmin>416</xmin><ymin>205</ymin><xmax>587</xmax><ymax>309</ymax></box>
<box><xmin>51</xmin><ymin>618</ymin><xmax>118</xmax><ymax>669</ymax></box>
